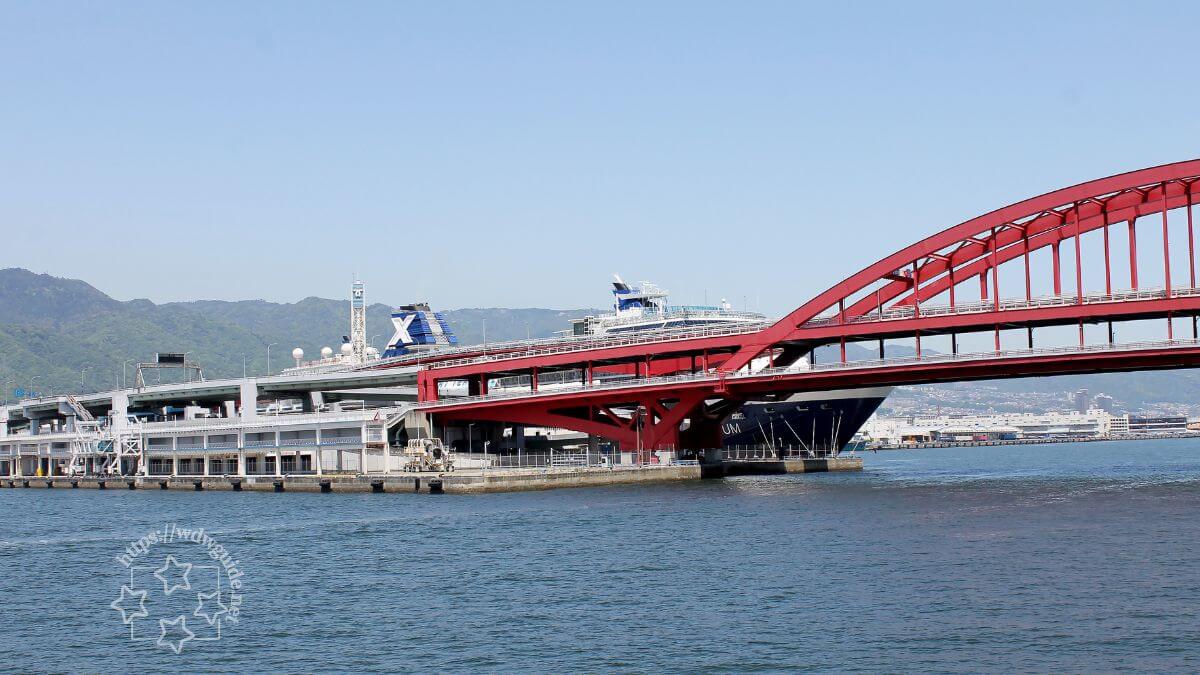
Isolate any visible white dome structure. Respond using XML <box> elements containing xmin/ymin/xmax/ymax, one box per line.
<box><xmin>340</xmin><ymin>343</ymin><xmax>353</xmax><ymax>356</ymax></box>
<box><xmin>291</xmin><ymin>347</ymin><xmax>304</xmax><ymax>366</ymax></box>
<box><xmin>321</xmin><ymin>346</ymin><xmax>334</xmax><ymax>359</ymax></box>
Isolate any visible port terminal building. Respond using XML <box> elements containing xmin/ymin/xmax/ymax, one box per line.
<box><xmin>860</xmin><ymin>410</ymin><xmax>1194</xmax><ymax>446</ymax></box>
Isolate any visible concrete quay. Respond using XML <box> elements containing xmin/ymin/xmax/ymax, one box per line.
<box><xmin>0</xmin><ymin>456</ymin><xmax>862</xmax><ymax>495</ymax></box>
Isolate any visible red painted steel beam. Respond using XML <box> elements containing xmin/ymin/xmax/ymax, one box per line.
<box><xmin>867</xmin><ymin>188</ymin><xmax>1191</xmax><ymax>314</ymax></box>
<box><xmin>721</xmin><ymin>162</ymin><xmax>1200</xmax><ymax>373</ymax></box>
<box><xmin>783</xmin><ymin>296</ymin><xmax>1200</xmax><ymax>343</ymax></box>
<box><xmin>424</xmin><ymin>332</ymin><xmax>750</xmax><ymax>382</ymax></box>
<box><xmin>422</xmin><ymin>346</ymin><xmax>1200</xmax><ymax>431</ymax></box>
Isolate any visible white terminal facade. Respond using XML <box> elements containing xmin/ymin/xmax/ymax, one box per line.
<box><xmin>859</xmin><ymin>409</ymin><xmax>1194</xmax><ymax>446</ymax></box>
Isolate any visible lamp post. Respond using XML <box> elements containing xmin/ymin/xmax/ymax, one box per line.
<box><xmin>80</xmin><ymin>367</ymin><xmax>89</xmax><ymax>393</ymax></box>
<box><xmin>765</xmin><ymin>406</ymin><xmax>777</xmax><ymax>457</ymax></box>
<box><xmin>29</xmin><ymin>376</ymin><xmax>40</xmax><ymax>400</ymax></box>
<box><xmin>266</xmin><ymin>343</ymin><xmax>277</xmax><ymax>375</ymax></box>
<box><xmin>3</xmin><ymin>378</ymin><xmax>12</xmax><ymax>406</ymax></box>
<box><xmin>635</xmin><ymin>405</ymin><xmax>645</xmax><ymax>465</ymax></box>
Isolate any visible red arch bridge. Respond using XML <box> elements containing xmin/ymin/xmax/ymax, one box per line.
<box><xmin>396</xmin><ymin>160</ymin><xmax>1200</xmax><ymax>453</ymax></box>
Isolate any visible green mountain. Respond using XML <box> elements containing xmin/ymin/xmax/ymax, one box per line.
<box><xmin>0</xmin><ymin>268</ymin><xmax>595</xmax><ymax>398</ymax></box>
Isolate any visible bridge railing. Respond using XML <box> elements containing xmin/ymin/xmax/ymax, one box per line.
<box><xmin>803</xmin><ymin>286</ymin><xmax>1200</xmax><ymax>327</ymax></box>
<box><xmin>425</xmin><ymin>321</ymin><xmax>771</xmax><ymax>371</ymax></box>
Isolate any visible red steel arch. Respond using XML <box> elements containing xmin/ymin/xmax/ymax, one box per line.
<box><xmin>420</xmin><ymin>160</ymin><xmax>1200</xmax><ymax>453</ymax></box>
<box><xmin>719</xmin><ymin>159</ymin><xmax>1200</xmax><ymax>372</ymax></box>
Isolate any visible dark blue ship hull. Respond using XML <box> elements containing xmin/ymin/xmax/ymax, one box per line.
<box><xmin>720</xmin><ymin>387</ymin><xmax>889</xmax><ymax>454</ymax></box>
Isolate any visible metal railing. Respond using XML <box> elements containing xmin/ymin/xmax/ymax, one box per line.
<box><xmin>804</xmin><ymin>286</ymin><xmax>1200</xmax><ymax>327</ymax></box>
<box><xmin>723</xmin><ymin>445</ymin><xmax>840</xmax><ymax>460</ymax></box>
<box><xmin>136</xmin><ymin>407</ymin><xmax>405</xmax><ymax>433</ymax></box>
<box><xmin>425</xmin><ymin>321</ymin><xmax>771</xmax><ymax>371</ymax></box>
<box><xmin>452</xmin><ymin>449</ymin><xmax>682</xmax><ymax>470</ymax></box>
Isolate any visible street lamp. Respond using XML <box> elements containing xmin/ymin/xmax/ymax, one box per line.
<box><xmin>765</xmin><ymin>406</ymin><xmax>777</xmax><ymax>457</ymax></box>
<box><xmin>81</xmin><ymin>367</ymin><xmax>89</xmax><ymax>393</ymax></box>
<box><xmin>122</xmin><ymin>360</ymin><xmax>135</xmax><ymax>389</ymax></box>
<box><xmin>3</xmin><ymin>378</ymin><xmax>12</xmax><ymax>406</ymax></box>
<box><xmin>635</xmin><ymin>405</ymin><xmax>645</xmax><ymax>465</ymax></box>
<box><xmin>29</xmin><ymin>376</ymin><xmax>40</xmax><ymax>400</ymax></box>
<box><xmin>266</xmin><ymin>343</ymin><xmax>278</xmax><ymax>375</ymax></box>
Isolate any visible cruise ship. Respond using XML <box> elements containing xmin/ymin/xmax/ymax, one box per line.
<box><xmin>564</xmin><ymin>276</ymin><xmax>891</xmax><ymax>454</ymax></box>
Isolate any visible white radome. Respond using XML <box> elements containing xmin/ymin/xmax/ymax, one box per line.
<box><xmin>291</xmin><ymin>347</ymin><xmax>304</xmax><ymax>360</ymax></box>
<box><xmin>321</xmin><ymin>346</ymin><xmax>334</xmax><ymax>359</ymax></box>
<box><xmin>366</xmin><ymin>347</ymin><xmax>379</xmax><ymax>357</ymax></box>
<box><xmin>340</xmin><ymin>343</ymin><xmax>353</xmax><ymax>356</ymax></box>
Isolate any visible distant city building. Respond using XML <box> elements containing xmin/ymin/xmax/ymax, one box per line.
<box><xmin>1093</xmin><ymin>393</ymin><xmax>1115</xmax><ymax>413</ymax></box>
<box><xmin>1072</xmin><ymin>388</ymin><xmax>1090</xmax><ymax>414</ymax></box>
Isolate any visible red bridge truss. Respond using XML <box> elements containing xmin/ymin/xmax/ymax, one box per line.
<box><xmin>416</xmin><ymin>160</ymin><xmax>1200</xmax><ymax>451</ymax></box>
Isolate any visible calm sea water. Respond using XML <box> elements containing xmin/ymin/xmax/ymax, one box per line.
<box><xmin>1</xmin><ymin>439</ymin><xmax>1198</xmax><ymax>672</ymax></box>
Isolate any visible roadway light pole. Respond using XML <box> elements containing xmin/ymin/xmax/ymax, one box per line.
<box><xmin>81</xmin><ymin>367</ymin><xmax>89</xmax><ymax>393</ymax></box>
<box><xmin>29</xmin><ymin>376</ymin><xmax>40</xmax><ymax>400</ymax></box>
<box><xmin>636</xmin><ymin>405</ymin><xmax>645</xmax><ymax>466</ymax></box>
<box><xmin>266</xmin><ymin>343</ymin><xmax>277</xmax><ymax>375</ymax></box>
<box><xmin>763</xmin><ymin>406</ymin><xmax>776</xmax><ymax>457</ymax></box>
<box><xmin>3</xmin><ymin>378</ymin><xmax>11</xmax><ymax>406</ymax></box>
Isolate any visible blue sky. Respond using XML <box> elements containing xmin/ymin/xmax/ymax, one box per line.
<box><xmin>2</xmin><ymin>1</ymin><xmax>1199</xmax><ymax>315</ymax></box>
